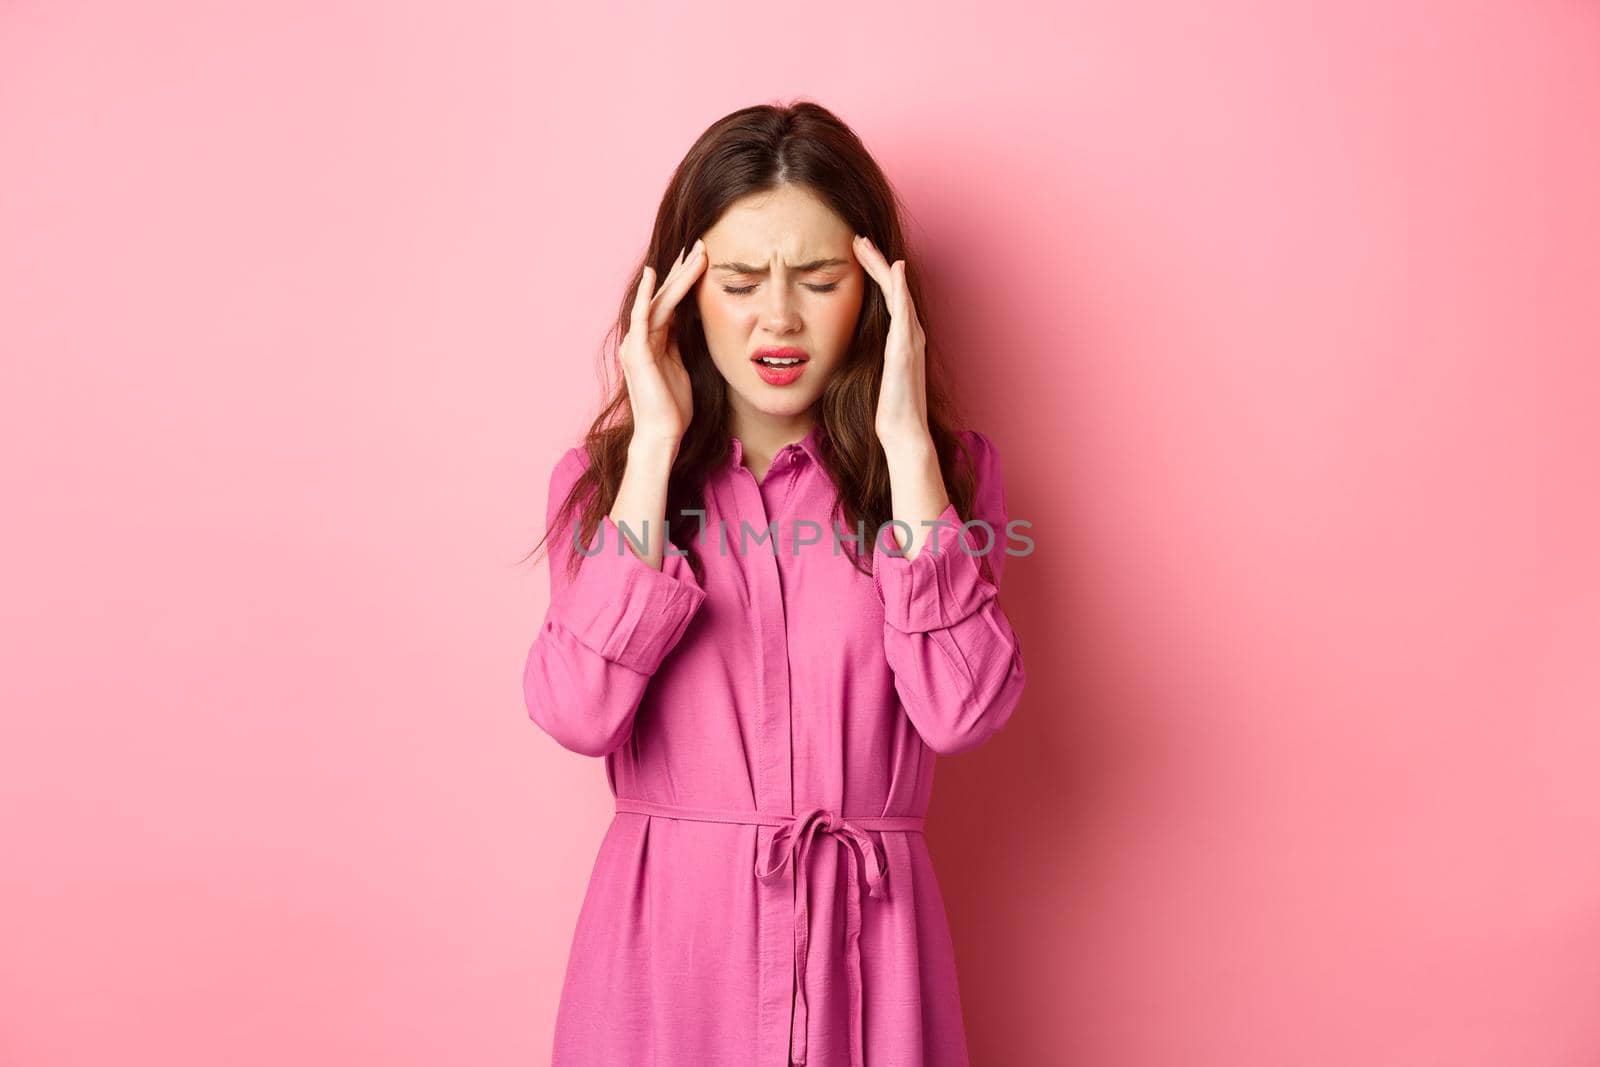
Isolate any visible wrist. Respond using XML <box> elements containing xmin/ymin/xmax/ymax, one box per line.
<box><xmin>627</xmin><ymin>431</ymin><xmax>682</xmax><ymax>465</ymax></box>
<box><xmin>879</xmin><ymin>432</ymin><xmax>937</xmax><ymax>468</ymax></box>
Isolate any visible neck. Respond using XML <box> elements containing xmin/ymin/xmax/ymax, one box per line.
<box><xmin>729</xmin><ymin>407</ymin><xmax>816</xmax><ymax>469</ymax></box>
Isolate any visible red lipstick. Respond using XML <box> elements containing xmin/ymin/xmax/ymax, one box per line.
<box><xmin>751</xmin><ymin>346</ymin><xmax>809</xmax><ymax>387</ymax></box>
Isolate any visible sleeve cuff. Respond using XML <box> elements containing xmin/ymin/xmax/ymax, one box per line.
<box><xmin>872</xmin><ymin>501</ymin><xmax>999</xmax><ymax>633</ymax></box>
<box><xmin>548</xmin><ymin>515</ymin><xmax>707</xmax><ymax>674</ymax></box>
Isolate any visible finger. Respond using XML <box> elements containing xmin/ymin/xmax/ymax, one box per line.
<box><xmin>898</xmin><ymin>263</ymin><xmax>927</xmax><ymax>343</ymax></box>
<box><xmin>852</xmin><ymin>234</ymin><xmax>895</xmax><ymax>294</ymax></box>
<box><xmin>649</xmin><ymin>238</ymin><xmax>707</xmax><ymax>333</ymax></box>
<box><xmin>878</xmin><ymin>257</ymin><xmax>912</xmax><ymax>329</ymax></box>
<box><xmin>855</xmin><ymin>237</ymin><xmax>912</xmax><ymax>336</ymax></box>
<box><xmin>631</xmin><ymin>265</ymin><xmax>656</xmax><ymax>331</ymax></box>
<box><xmin>854</xmin><ymin>233</ymin><xmax>891</xmax><ymax>277</ymax></box>
<box><xmin>652</xmin><ymin>242</ymin><xmax>691</xmax><ymax>304</ymax></box>
<box><xmin>649</xmin><ymin>243</ymin><xmax>705</xmax><ymax>333</ymax></box>
<box><xmin>893</xmin><ymin>260</ymin><xmax>916</xmax><ymax>322</ymax></box>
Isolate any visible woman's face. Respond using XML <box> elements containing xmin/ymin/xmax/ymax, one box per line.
<box><xmin>694</xmin><ymin>184</ymin><xmax>865</xmax><ymax>427</ymax></box>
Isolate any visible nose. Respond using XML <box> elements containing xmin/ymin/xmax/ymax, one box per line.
<box><xmin>761</xmin><ymin>284</ymin><xmax>802</xmax><ymax>334</ymax></box>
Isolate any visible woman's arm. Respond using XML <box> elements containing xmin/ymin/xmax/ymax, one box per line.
<box><xmin>874</xmin><ymin>429</ymin><xmax>1026</xmax><ymax>755</ymax></box>
<box><xmin>522</xmin><ymin>444</ymin><xmax>707</xmax><ymax>757</ymax></box>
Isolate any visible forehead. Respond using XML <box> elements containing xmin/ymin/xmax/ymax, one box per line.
<box><xmin>702</xmin><ymin>184</ymin><xmax>851</xmax><ymax>259</ymax></box>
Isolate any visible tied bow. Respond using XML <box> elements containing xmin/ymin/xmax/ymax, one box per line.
<box><xmin>755</xmin><ymin>807</ymin><xmax>890</xmax><ymax>1067</ymax></box>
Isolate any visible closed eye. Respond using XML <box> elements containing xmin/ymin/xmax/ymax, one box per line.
<box><xmin>722</xmin><ymin>282</ymin><xmax>840</xmax><ymax>296</ymax></box>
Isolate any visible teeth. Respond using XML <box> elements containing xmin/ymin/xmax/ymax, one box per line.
<box><xmin>759</xmin><ymin>357</ymin><xmax>801</xmax><ymax>365</ymax></box>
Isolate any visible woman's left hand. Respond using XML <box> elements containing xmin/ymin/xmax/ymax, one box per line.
<box><xmin>854</xmin><ymin>234</ymin><xmax>932</xmax><ymax>451</ymax></box>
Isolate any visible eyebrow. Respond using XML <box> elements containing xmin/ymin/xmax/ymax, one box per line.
<box><xmin>710</xmin><ymin>257</ymin><xmax>851</xmax><ymax>274</ymax></box>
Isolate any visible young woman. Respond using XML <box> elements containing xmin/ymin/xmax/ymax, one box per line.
<box><xmin>522</xmin><ymin>100</ymin><xmax>1027</xmax><ymax>1066</ymax></box>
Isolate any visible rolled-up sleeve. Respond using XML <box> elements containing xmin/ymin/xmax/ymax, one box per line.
<box><xmin>523</xmin><ymin>446</ymin><xmax>708</xmax><ymax>757</ymax></box>
<box><xmin>872</xmin><ymin>429</ymin><xmax>1026</xmax><ymax>756</ymax></box>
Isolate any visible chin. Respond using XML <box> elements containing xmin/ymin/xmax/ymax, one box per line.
<box><xmin>735</xmin><ymin>389</ymin><xmax>820</xmax><ymax>419</ymax></box>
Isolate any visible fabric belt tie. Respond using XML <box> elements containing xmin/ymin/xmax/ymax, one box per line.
<box><xmin>613</xmin><ymin>797</ymin><xmax>926</xmax><ymax>1067</ymax></box>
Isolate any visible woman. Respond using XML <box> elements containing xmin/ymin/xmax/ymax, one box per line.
<box><xmin>522</xmin><ymin>100</ymin><xmax>1027</xmax><ymax>1066</ymax></box>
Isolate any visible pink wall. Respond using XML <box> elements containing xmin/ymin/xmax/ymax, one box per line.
<box><xmin>4</xmin><ymin>2</ymin><xmax>1598</xmax><ymax>1064</ymax></box>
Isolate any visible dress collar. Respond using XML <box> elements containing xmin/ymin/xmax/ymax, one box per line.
<box><xmin>728</xmin><ymin>420</ymin><xmax>826</xmax><ymax>472</ymax></box>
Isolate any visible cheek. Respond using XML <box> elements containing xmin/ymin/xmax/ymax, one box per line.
<box><xmin>697</xmin><ymin>293</ymin><xmax>746</xmax><ymax>332</ymax></box>
<box><xmin>696</xmin><ymin>295</ymin><xmax>754</xmax><ymax>367</ymax></box>
<box><xmin>819</xmin><ymin>289</ymin><xmax>864</xmax><ymax>338</ymax></box>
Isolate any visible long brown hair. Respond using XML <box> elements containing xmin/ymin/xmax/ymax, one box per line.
<box><xmin>523</xmin><ymin>99</ymin><xmax>980</xmax><ymax>585</ymax></box>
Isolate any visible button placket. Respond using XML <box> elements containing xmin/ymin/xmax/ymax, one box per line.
<box><xmin>731</xmin><ymin>457</ymin><xmax>801</xmax><ymax>1065</ymax></box>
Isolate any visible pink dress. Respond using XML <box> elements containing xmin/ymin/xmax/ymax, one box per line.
<box><xmin>523</xmin><ymin>422</ymin><xmax>1026</xmax><ymax>1066</ymax></box>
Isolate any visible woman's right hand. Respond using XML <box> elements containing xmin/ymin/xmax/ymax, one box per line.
<box><xmin>620</xmin><ymin>238</ymin><xmax>706</xmax><ymax>447</ymax></box>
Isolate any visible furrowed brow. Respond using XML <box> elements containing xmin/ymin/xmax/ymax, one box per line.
<box><xmin>711</xmin><ymin>257</ymin><xmax>850</xmax><ymax>274</ymax></box>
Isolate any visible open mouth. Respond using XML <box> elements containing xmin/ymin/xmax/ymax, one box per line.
<box><xmin>751</xmin><ymin>347</ymin><xmax>810</xmax><ymax>367</ymax></box>
<box><xmin>750</xmin><ymin>347</ymin><xmax>810</xmax><ymax>385</ymax></box>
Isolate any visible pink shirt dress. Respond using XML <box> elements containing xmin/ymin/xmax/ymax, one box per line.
<box><xmin>523</xmin><ymin>422</ymin><xmax>1026</xmax><ymax>1066</ymax></box>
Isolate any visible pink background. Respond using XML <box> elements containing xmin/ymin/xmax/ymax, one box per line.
<box><xmin>4</xmin><ymin>2</ymin><xmax>1598</xmax><ymax>1064</ymax></box>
